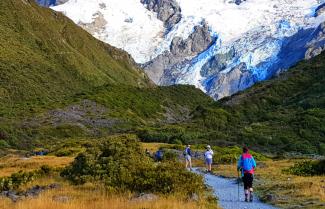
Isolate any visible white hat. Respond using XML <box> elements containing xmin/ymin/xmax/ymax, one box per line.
<box><xmin>207</xmin><ymin>145</ymin><xmax>211</xmax><ymax>149</ymax></box>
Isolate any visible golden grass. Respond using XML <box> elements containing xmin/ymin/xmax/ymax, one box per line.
<box><xmin>0</xmin><ymin>155</ymin><xmax>73</xmax><ymax>177</ymax></box>
<box><xmin>212</xmin><ymin>160</ymin><xmax>325</xmax><ymax>208</ymax></box>
<box><xmin>0</xmin><ymin>145</ymin><xmax>221</xmax><ymax>209</ymax></box>
<box><xmin>0</xmin><ymin>178</ymin><xmax>219</xmax><ymax>209</ymax></box>
<box><xmin>140</xmin><ymin>143</ymin><xmax>173</xmax><ymax>153</ymax></box>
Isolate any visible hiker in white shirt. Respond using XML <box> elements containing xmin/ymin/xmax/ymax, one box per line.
<box><xmin>204</xmin><ymin>145</ymin><xmax>214</xmax><ymax>172</ymax></box>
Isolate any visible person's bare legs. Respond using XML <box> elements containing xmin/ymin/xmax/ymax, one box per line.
<box><xmin>185</xmin><ymin>156</ymin><xmax>192</xmax><ymax>170</ymax></box>
<box><xmin>249</xmin><ymin>187</ymin><xmax>254</xmax><ymax>202</ymax></box>
<box><xmin>188</xmin><ymin>157</ymin><xmax>192</xmax><ymax>170</ymax></box>
<box><xmin>209</xmin><ymin>163</ymin><xmax>212</xmax><ymax>172</ymax></box>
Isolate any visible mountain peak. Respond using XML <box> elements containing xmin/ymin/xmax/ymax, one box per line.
<box><xmin>51</xmin><ymin>0</ymin><xmax>325</xmax><ymax>100</ymax></box>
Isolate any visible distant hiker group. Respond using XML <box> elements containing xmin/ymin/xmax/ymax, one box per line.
<box><xmin>183</xmin><ymin>145</ymin><xmax>256</xmax><ymax>202</ymax></box>
<box><xmin>183</xmin><ymin>144</ymin><xmax>214</xmax><ymax>172</ymax></box>
<box><xmin>147</xmin><ymin>144</ymin><xmax>257</xmax><ymax>203</ymax></box>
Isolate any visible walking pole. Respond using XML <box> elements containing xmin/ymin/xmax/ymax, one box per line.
<box><xmin>237</xmin><ymin>170</ymin><xmax>240</xmax><ymax>202</ymax></box>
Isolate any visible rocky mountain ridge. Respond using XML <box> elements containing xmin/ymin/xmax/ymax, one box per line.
<box><xmin>47</xmin><ymin>0</ymin><xmax>325</xmax><ymax>99</ymax></box>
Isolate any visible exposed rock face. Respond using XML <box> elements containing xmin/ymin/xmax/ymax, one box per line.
<box><xmin>234</xmin><ymin>0</ymin><xmax>247</xmax><ymax>5</ymax></box>
<box><xmin>51</xmin><ymin>1</ymin><xmax>325</xmax><ymax>100</ymax></box>
<box><xmin>56</xmin><ymin>0</ymin><xmax>69</xmax><ymax>4</ymax></box>
<box><xmin>79</xmin><ymin>12</ymin><xmax>107</xmax><ymax>36</ymax></box>
<box><xmin>22</xmin><ymin>100</ymin><xmax>118</xmax><ymax>137</ymax></box>
<box><xmin>141</xmin><ymin>0</ymin><xmax>181</xmax><ymax>29</ymax></box>
<box><xmin>305</xmin><ymin>23</ymin><xmax>325</xmax><ymax>59</ymax></box>
<box><xmin>143</xmin><ymin>21</ymin><xmax>214</xmax><ymax>84</ymax></box>
<box><xmin>206</xmin><ymin>63</ymin><xmax>255</xmax><ymax>100</ymax></box>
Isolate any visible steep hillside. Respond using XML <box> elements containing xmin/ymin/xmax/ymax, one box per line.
<box><xmin>0</xmin><ymin>0</ymin><xmax>323</xmax><ymax>156</ymax></box>
<box><xmin>0</xmin><ymin>0</ymin><xmax>150</xmax><ymax>116</ymax></box>
<box><xmin>219</xmin><ymin>52</ymin><xmax>325</xmax><ymax>154</ymax></box>
<box><xmin>0</xmin><ymin>0</ymin><xmax>214</xmax><ymax>150</ymax></box>
<box><xmin>140</xmin><ymin>52</ymin><xmax>325</xmax><ymax>155</ymax></box>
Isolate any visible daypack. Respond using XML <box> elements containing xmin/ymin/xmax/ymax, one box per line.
<box><xmin>241</xmin><ymin>153</ymin><xmax>254</xmax><ymax>173</ymax></box>
<box><xmin>183</xmin><ymin>149</ymin><xmax>187</xmax><ymax>156</ymax></box>
<box><xmin>183</xmin><ymin>147</ymin><xmax>190</xmax><ymax>156</ymax></box>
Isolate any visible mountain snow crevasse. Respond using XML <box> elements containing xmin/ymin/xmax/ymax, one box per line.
<box><xmin>51</xmin><ymin>0</ymin><xmax>325</xmax><ymax>100</ymax></box>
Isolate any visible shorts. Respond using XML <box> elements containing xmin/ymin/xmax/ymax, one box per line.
<box><xmin>185</xmin><ymin>155</ymin><xmax>191</xmax><ymax>162</ymax></box>
<box><xmin>205</xmin><ymin>158</ymin><xmax>212</xmax><ymax>165</ymax></box>
<box><xmin>242</xmin><ymin>173</ymin><xmax>253</xmax><ymax>189</ymax></box>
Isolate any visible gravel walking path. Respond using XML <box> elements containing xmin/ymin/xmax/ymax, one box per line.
<box><xmin>193</xmin><ymin>168</ymin><xmax>278</xmax><ymax>209</ymax></box>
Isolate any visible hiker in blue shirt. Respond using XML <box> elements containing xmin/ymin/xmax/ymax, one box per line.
<box><xmin>237</xmin><ymin>146</ymin><xmax>257</xmax><ymax>202</ymax></box>
<box><xmin>184</xmin><ymin>145</ymin><xmax>192</xmax><ymax>170</ymax></box>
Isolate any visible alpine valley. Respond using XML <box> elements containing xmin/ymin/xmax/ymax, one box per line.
<box><xmin>0</xmin><ymin>1</ymin><xmax>324</xmax><ymax>209</ymax></box>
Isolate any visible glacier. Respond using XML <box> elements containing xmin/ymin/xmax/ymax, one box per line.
<box><xmin>50</xmin><ymin>0</ymin><xmax>325</xmax><ymax>100</ymax></box>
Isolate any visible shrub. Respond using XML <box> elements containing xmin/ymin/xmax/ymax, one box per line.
<box><xmin>0</xmin><ymin>166</ymin><xmax>54</xmax><ymax>191</ymax></box>
<box><xmin>0</xmin><ymin>140</ymin><xmax>9</xmax><ymax>148</ymax></box>
<box><xmin>212</xmin><ymin>146</ymin><xmax>268</xmax><ymax>164</ymax></box>
<box><xmin>61</xmin><ymin>135</ymin><xmax>204</xmax><ymax>195</ymax></box>
<box><xmin>283</xmin><ymin>160</ymin><xmax>325</xmax><ymax>176</ymax></box>
<box><xmin>162</xmin><ymin>150</ymin><xmax>179</xmax><ymax>161</ymax></box>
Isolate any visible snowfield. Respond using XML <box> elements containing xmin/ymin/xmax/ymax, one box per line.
<box><xmin>54</xmin><ymin>0</ymin><xmax>164</xmax><ymax>63</ymax></box>
<box><xmin>52</xmin><ymin>0</ymin><xmax>325</xmax><ymax>99</ymax></box>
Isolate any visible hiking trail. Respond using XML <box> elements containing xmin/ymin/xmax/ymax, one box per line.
<box><xmin>193</xmin><ymin>168</ymin><xmax>278</xmax><ymax>209</ymax></box>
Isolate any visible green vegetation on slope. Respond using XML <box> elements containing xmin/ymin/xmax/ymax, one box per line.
<box><xmin>283</xmin><ymin>159</ymin><xmax>325</xmax><ymax>176</ymax></box>
<box><xmin>140</xmin><ymin>53</ymin><xmax>325</xmax><ymax>154</ymax></box>
<box><xmin>0</xmin><ymin>0</ymin><xmax>150</xmax><ymax>117</ymax></box>
<box><xmin>0</xmin><ymin>84</ymin><xmax>212</xmax><ymax>149</ymax></box>
<box><xmin>0</xmin><ymin>0</ymin><xmax>324</xmax><ymax>155</ymax></box>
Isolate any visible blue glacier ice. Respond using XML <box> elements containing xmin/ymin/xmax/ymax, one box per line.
<box><xmin>174</xmin><ymin>16</ymin><xmax>325</xmax><ymax>99</ymax></box>
<box><xmin>37</xmin><ymin>0</ymin><xmax>56</xmax><ymax>7</ymax></box>
<box><xmin>48</xmin><ymin>0</ymin><xmax>325</xmax><ymax>100</ymax></box>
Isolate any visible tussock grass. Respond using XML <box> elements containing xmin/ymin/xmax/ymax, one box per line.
<box><xmin>0</xmin><ymin>155</ymin><xmax>73</xmax><ymax>177</ymax></box>
<box><xmin>0</xmin><ymin>177</ymin><xmax>219</xmax><ymax>209</ymax></box>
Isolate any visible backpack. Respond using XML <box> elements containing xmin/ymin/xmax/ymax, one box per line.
<box><xmin>242</xmin><ymin>153</ymin><xmax>254</xmax><ymax>172</ymax></box>
<box><xmin>183</xmin><ymin>148</ymin><xmax>188</xmax><ymax>156</ymax></box>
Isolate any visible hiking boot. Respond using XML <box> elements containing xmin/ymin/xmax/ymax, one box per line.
<box><xmin>249</xmin><ymin>193</ymin><xmax>253</xmax><ymax>202</ymax></box>
<box><xmin>245</xmin><ymin>198</ymin><xmax>248</xmax><ymax>202</ymax></box>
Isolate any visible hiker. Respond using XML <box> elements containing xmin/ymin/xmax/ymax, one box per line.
<box><xmin>237</xmin><ymin>146</ymin><xmax>256</xmax><ymax>202</ymax></box>
<box><xmin>155</xmin><ymin>148</ymin><xmax>164</xmax><ymax>162</ymax></box>
<box><xmin>204</xmin><ymin>145</ymin><xmax>214</xmax><ymax>172</ymax></box>
<box><xmin>183</xmin><ymin>145</ymin><xmax>192</xmax><ymax>170</ymax></box>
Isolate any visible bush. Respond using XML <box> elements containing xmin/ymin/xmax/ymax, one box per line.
<box><xmin>212</xmin><ymin>146</ymin><xmax>268</xmax><ymax>164</ymax></box>
<box><xmin>0</xmin><ymin>166</ymin><xmax>54</xmax><ymax>191</ymax></box>
<box><xmin>283</xmin><ymin>160</ymin><xmax>325</xmax><ymax>176</ymax></box>
<box><xmin>0</xmin><ymin>140</ymin><xmax>9</xmax><ymax>148</ymax></box>
<box><xmin>162</xmin><ymin>150</ymin><xmax>179</xmax><ymax>161</ymax></box>
<box><xmin>61</xmin><ymin>135</ymin><xmax>204</xmax><ymax>195</ymax></box>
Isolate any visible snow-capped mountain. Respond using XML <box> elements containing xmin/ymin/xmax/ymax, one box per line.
<box><xmin>51</xmin><ymin>0</ymin><xmax>325</xmax><ymax>100</ymax></box>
